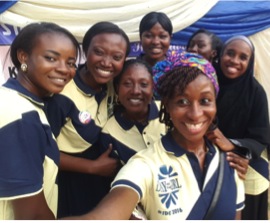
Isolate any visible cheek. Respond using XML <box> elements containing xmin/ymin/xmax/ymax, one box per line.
<box><xmin>141</xmin><ymin>38</ymin><xmax>151</xmax><ymax>47</ymax></box>
<box><xmin>209</xmin><ymin>107</ymin><xmax>217</xmax><ymax>121</ymax></box>
<box><xmin>69</xmin><ymin>70</ymin><xmax>76</xmax><ymax>79</ymax></box>
<box><xmin>114</xmin><ymin>61</ymin><xmax>125</xmax><ymax>75</ymax></box>
<box><xmin>162</xmin><ymin>40</ymin><xmax>170</xmax><ymax>48</ymax></box>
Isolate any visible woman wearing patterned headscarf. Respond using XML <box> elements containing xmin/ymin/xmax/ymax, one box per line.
<box><xmin>63</xmin><ymin>52</ymin><xmax>245</xmax><ymax>220</ymax></box>
<box><xmin>206</xmin><ymin>35</ymin><xmax>270</xmax><ymax>220</ymax></box>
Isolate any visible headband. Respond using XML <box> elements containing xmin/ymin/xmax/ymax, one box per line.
<box><xmin>153</xmin><ymin>52</ymin><xmax>219</xmax><ymax>98</ymax></box>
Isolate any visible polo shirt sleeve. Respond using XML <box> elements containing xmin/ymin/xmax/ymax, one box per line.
<box><xmin>0</xmin><ymin>111</ymin><xmax>44</xmax><ymax>199</ymax></box>
<box><xmin>111</xmin><ymin>153</ymin><xmax>152</xmax><ymax>200</ymax></box>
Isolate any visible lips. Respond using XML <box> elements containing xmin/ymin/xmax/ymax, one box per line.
<box><xmin>49</xmin><ymin>77</ymin><xmax>67</xmax><ymax>87</ymax></box>
<box><xmin>96</xmin><ymin>68</ymin><xmax>113</xmax><ymax>77</ymax></box>
<box><xmin>149</xmin><ymin>47</ymin><xmax>162</xmax><ymax>54</ymax></box>
<box><xmin>185</xmin><ymin>122</ymin><xmax>204</xmax><ymax>134</ymax></box>
<box><xmin>226</xmin><ymin>66</ymin><xmax>238</xmax><ymax>74</ymax></box>
<box><xmin>129</xmin><ymin>98</ymin><xmax>143</xmax><ymax>105</ymax></box>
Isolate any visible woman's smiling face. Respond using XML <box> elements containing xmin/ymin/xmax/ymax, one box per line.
<box><xmin>166</xmin><ymin>74</ymin><xmax>216</xmax><ymax>145</ymax></box>
<box><xmin>220</xmin><ymin>39</ymin><xmax>252</xmax><ymax>79</ymax></box>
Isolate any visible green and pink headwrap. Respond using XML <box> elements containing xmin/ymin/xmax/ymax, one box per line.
<box><xmin>153</xmin><ymin>52</ymin><xmax>219</xmax><ymax>98</ymax></box>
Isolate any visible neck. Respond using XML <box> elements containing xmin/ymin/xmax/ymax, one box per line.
<box><xmin>144</xmin><ymin>55</ymin><xmax>165</xmax><ymax>67</ymax></box>
<box><xmin>79</xmin><ymin>68</ymin><xmax>103</xmax><ymax>92</ymax></box>
<box><xmin>122</xmin><ymin>110</ymin><xmax>149</xmax><ymax>125</ymax></box>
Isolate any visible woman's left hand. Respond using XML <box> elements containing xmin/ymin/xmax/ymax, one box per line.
<box><xmin>206</xmin><ymin>128</ymin><xmax>235</xmax><ymax>152</ymax></box>
<box><xmin>226</xmin><ymin>151</ymin><xmax>249</xmax><ymax>180</ymax></box>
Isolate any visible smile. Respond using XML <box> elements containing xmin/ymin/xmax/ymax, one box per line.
<box><xmin>185</xmin><ymin>122</ymin><xmax>204</xmax><ymax>132</ymax></box>
<box><xmin>50</xmin><ymin>77</ymin><xmax>66</xmax><ymax>83</ymax></box>
<box><xmin>129</xmin><ymin>98</ymin><xmax>142</xmax><ymax>104</ymax></box>
<box><xmin>97</xmin><ymin>68</ymin><xmax>112</xmax><ymax>75</ymax></box>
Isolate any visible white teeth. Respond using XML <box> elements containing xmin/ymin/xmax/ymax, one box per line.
<box><xmin>151</xmin><ymin>48</ymin><xmax>162</xmax><ymax>53</ymax></box>
<box><xmin>227</xmin><ymin>67</ymin><xmax>238</xmax><ymax>73</ymax></box>
<box><xmin>130</xmin><ymin>99</ymin><xmax>141</xmax><ymax>103</ymax></box>
<box><xmin>185</xmin><ymin>123</ymin><xmax>203</xmax><ymax>130</ymax></box>
<box><xmin>97</xmin><ymin>68</ymin><xmax>111</xmax><ymax>75</ymax></box>
<box><xmin>52</xmin><ymin>78</ymin><xmax>65</xmax><ymax>83</ymax></box>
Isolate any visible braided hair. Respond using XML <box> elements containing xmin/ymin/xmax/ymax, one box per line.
<box><xmin>158</xmin><ymin>66</ymin><xmax>203</xmax><ymax>130</ymax></box>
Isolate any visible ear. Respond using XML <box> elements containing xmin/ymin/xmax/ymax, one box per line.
<box><xmin>211</xmin><ymin>50</ymin><xmax>217</xmax><ymax>61</ymax></box>
<box><xmin>17</xmin><ymin>49</ymin><xmax>28</xmax><ymax>65</ymax></box>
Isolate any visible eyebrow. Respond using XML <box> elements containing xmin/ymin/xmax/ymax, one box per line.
<box><xmin>46</xmin><ymin>50</ymin><xmax>76</xmax><ymax>60</ymax></box>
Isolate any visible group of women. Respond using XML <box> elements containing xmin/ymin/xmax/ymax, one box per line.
<box><xmin>0</xmin><ymin>10</ymin><xmax>269</xmax><ymax>220</ymax></box>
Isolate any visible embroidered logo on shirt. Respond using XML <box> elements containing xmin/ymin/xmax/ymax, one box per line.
<box><xmin>78</xmin><ymin>111</ymin><xmax>91</xmax><ymax>124</ymax></box>
<box><xmin>156</xmin><ymin>165</ymin><xmax>181</xmax><ymax>208</ymax></box>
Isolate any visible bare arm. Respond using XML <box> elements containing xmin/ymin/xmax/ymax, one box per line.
<box><xmin>61</xmin><ymin>187</ymin><xmax>139</xmax><ymax>220</ymax></box>
<box><xmin>59</xmin><ymin>144</ymin><xmax>119</xmax><ymax>177</ymax></box>
<box><xmin>12</xmin><ymin>191</ymin><xmax>55</xmax><ymax>220</ymax></box>
<box><xmin>235</xmin><ymin>210</ymin><xmax>241</xmax><ymax>220</ymax></box>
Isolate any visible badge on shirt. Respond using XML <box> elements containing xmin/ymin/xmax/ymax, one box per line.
<box><xmin>78</xmin><ymin>111</ymin><xmax>91</xmax><ymax>124</ymax></box>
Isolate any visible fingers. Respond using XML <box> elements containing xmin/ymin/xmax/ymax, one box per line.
<box><xmin>101</xmin><ymin>144</ymin><xmax>113</xmax><ymax>156</ymax></box>
<box><xmin>227</xmin><ymin>152</ymin><xmax>249</xmax><ymax>180</ymax></box>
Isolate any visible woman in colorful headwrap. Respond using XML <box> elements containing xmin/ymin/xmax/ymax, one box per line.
<box><xmin>206</xmin><ymin>35</ymin><xmax>270</xmax><ymax>220</ymax></box>
<box><xmin>64</xmin><ymin>52</ymin><xmax>245</xmax><ymax>220</ymax></box>
<box><xmin>186</xmin><ymin>30</ymin><xmax>250</xmax><ymax>181</ymax></box>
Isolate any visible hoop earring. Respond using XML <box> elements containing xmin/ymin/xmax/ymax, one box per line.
<box><xmin>208</xmin><ymin>116</ymin><xmax>219</xmax><ymax>131</ymax></box>
<box><xmin>21</xmin><ymin>63</ymin><xmax>28</xmax><ymax>73</ymax></box>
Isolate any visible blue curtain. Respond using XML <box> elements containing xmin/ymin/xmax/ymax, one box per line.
<box><xmin>171</xmin><ymin>0</ymin><xmax>270</xmax><ymax>46</ymax></box>
<box><xmin>0</xmin><ymin>1</ymin><xmax>18</xmax><ymax>14</ymax></box>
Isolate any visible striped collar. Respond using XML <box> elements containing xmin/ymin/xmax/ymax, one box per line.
<box><xmin>74</xmin><ymin>65</ymin><xmax>107</xmax><ymax>96</ymax></box>
<box><xmin>114</xmin><ymin>100</ymin><xmax>159</xmax><ymax>130</ymax></box>
<box><xmin>3</xmin><ymin>78</ymin><xmax>44</xmax><ymax>107</ymax></box>
<box><xmin>161</xmin><ymin>132</ymin><xmax>216</xmax><ymax>157</ymax></box>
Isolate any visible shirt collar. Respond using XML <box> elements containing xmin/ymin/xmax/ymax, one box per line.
<box><xmin>161</xmin><ymin>132</ymin><xmax>216</xmax><ymax>157</ymax></box>
<box><xmin>115</xmin><ymin>100</ymin><xmax>159</xmax><ymax>130</ymax></box>
<box><xmin>74</xmin><ymin>64</ymin><xmax>107</xmax><ymax>96</ymax></box>
<box><xmin>3</xmin><ymin>78</ymin><xmax>44</xmax><ymax>108</ymax></box>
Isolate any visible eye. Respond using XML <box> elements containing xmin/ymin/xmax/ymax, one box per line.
<box><xmin>198</xmin><ymin>43</ymin><xmax>206</xmax><ymax>49</ymax></box>
<box><xmin>226</xmin><ymin>50</ymin><xmax>235</xmax><ymax>57</ymax></box>
<box><xmin>67</xmin><ymin>62</ymin><xmax>77</xmax><ymax>69</ymax></box>
<box><xmin>200</xmin><ymin>98</ymin><xmax>211</xmax><ymax>105</ymax></box>
<box><xmin>160</xmin><ymin>34</ymin><xmax>168</xmax><ymax>39</ymax></box>
<box><xmin>143</xmin><ymin>33</ymin><xmax>152</xmax><ymax>39</ymax></box>
<box><xmin>140</xmin><ymin>82</ymin><xmax>149</xmax><ymax>88</ymax></box>
<box><xmin>45</xmin><ymin>56</ymin><xmax>56</xmax><ymax>62</ymax></box>
<box><xmin>94</xmin><ymin>48</ymin><xmax>103</xmax><ymax>56</ymax></box>
<box><xmin>177</xmin><ymin>98</ymin><xmax>189</xmax><ymax>106</ymax></box>
<box><xmin>113</xmin><ymin>54</ymin><xmax>124</xmax><ymax>61</ymax></box>
<box><xmin>122</xmin><ymin>81</ymin><xmax>132</xmax><ymax>87</ymax></box>
<box><xmin>240</xmin><ymin>54</ymin><xmax>249</xmax><ymax>61</ymax></box>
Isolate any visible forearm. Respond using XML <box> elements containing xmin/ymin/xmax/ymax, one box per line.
<box><xmin>59</xmin><ymin>152</ymin><xmax>98</xmax><ymax>174</ymax></box>
<box><xmin>61</xmin><ymin>187</ymin><xmax>139</xmax><ymax>220</ymax></box>
<box><xmin>12</xmin><ymin>191</ymin><xmax>55</xmax><ymax>220</ymax></box>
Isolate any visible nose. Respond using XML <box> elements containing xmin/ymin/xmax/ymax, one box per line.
<box><xmin>188</xmin><ymin>45</ymin><xmax>198</xmax><ymax>54</ymax></box>
<box><xmin>188</xmin><ymin>103</ymin><xmax>203</xmax><ymax>120</ymax></box>
<box><xmin>131</xmin><ymin>83</ymin><xmax>141</xmax><ymax>94</ymax></box>
<box><xmin>100</xmin><ymin>56</ymin><xmax>112</xmax><ymax>67</ymax></box>
<box><xmin>151</xmin><ymin>36</ymin><xmax>160</xmax><ymax>44</ymax></box>
<box><xmin>230</xmin><ymin>56</ymin><xmax>240</xmax><ymax>64</ymax></box>
<box><xmin>56</xmin><ymin>60</ymin><xmax>69</xmax><ymax>73</ymax></box>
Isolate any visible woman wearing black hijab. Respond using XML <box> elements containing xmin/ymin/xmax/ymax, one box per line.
<box><xmin>206</xmin><ymin>35</ymin><xmax>270</xmax><ymax>220</ymax></box>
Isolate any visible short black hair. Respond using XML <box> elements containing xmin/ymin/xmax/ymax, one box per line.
<box><xmin>139</xmin><ymin>12</ymin><xmax>173</xmax><ymax>38</ymax></box>
<box><xmin>82</xmin><ymin>21</ymin><xmax>130</xmax><ymax>57</ymax></box>
<box><xmin>186</xmin><ymin>28</ymin><xmax>223</xmax><ymax>63</ymax></box>
<box><xmin>10</xmin><ymin>22</ymin><xmax>81</xmax><ymax>69</ymax></box>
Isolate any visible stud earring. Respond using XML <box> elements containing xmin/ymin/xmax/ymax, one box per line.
<box><xmin>21</xmin><ymin>63</ymin><xmax>28</xmax><ymax>73</ymax></box>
